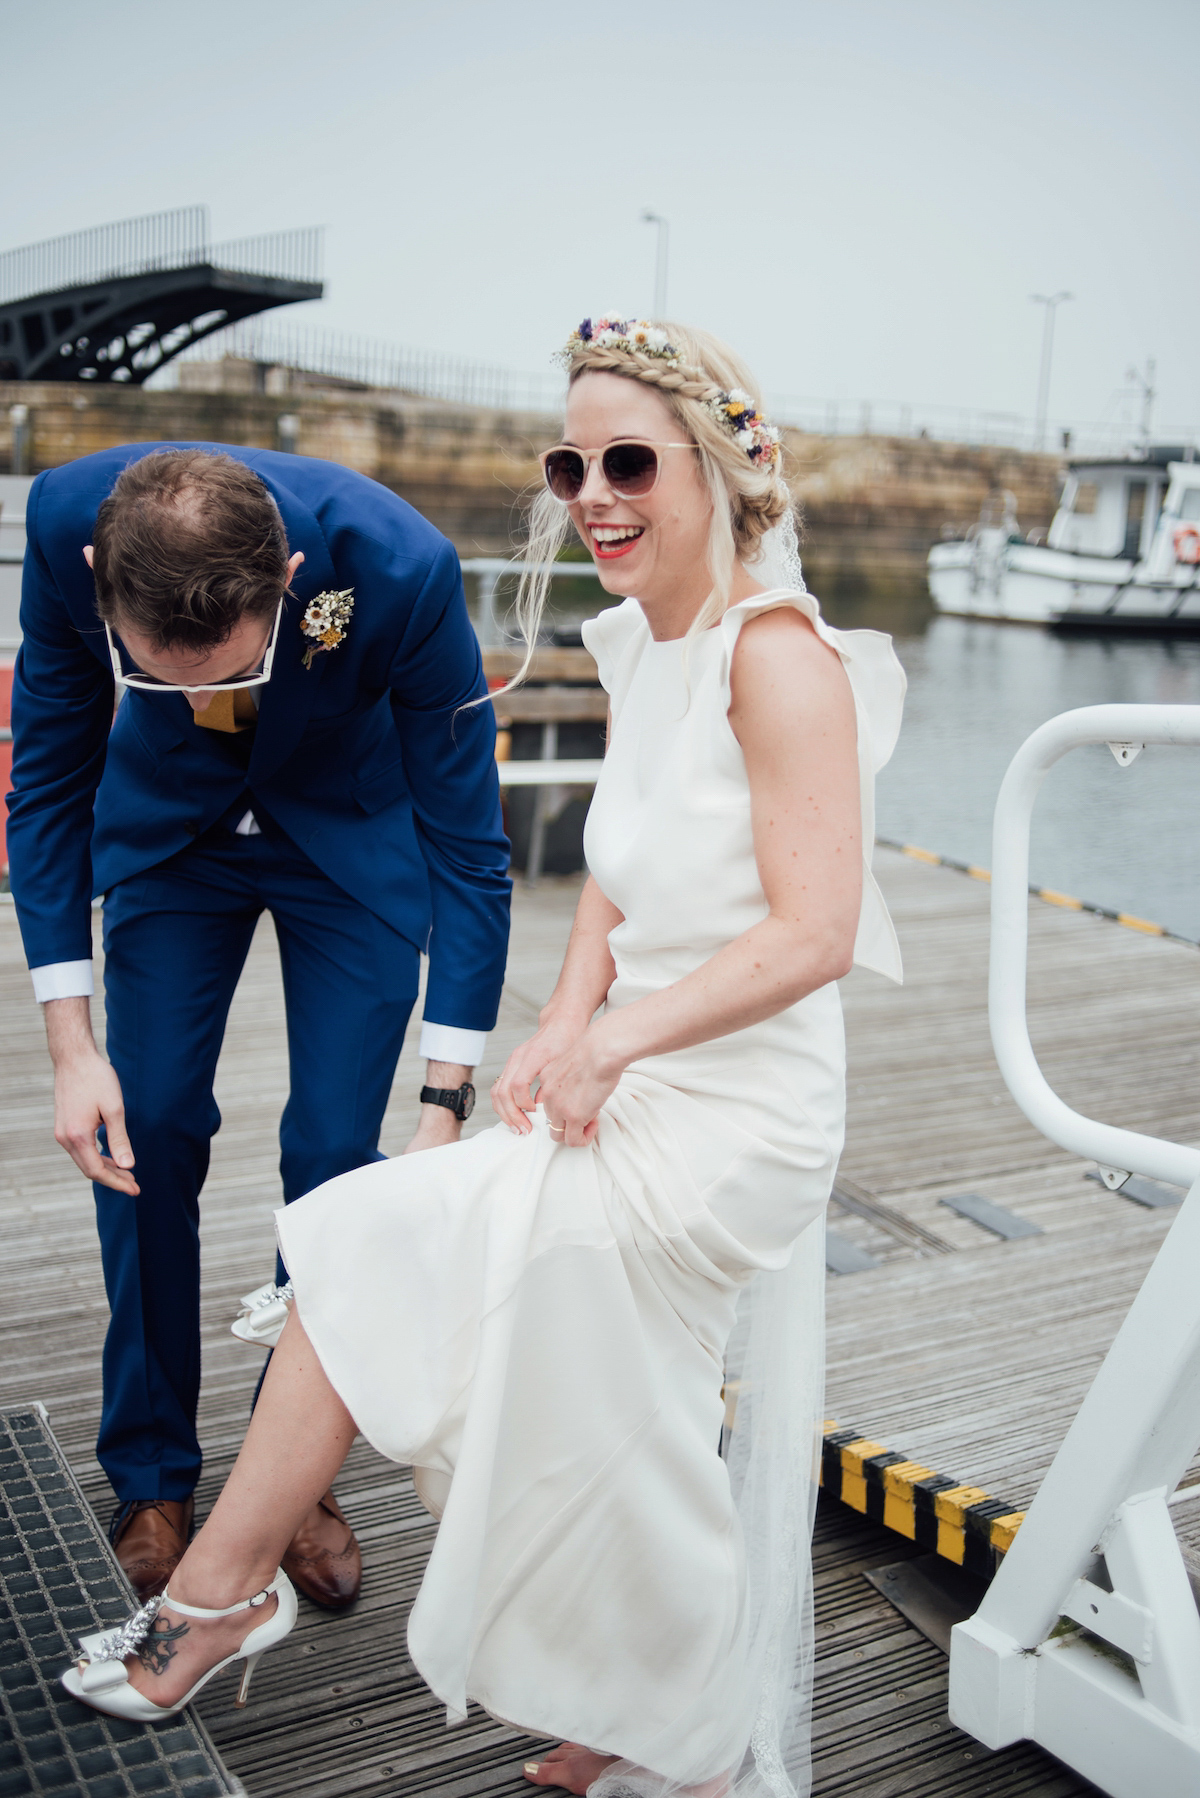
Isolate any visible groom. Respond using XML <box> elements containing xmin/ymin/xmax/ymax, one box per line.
<box><xmin>7</xmin><ymin>443</ymin><xmax>510</xmax><ymax>1605</ymax></box>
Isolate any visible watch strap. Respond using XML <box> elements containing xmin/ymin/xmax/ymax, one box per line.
<box><xmin>420</xmin><ymin>1082</ymin><xmax>475</xmax><ymax>1121</ymax></box>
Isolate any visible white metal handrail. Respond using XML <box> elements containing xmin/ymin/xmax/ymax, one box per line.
<box><xmin>990</xmin><ymin>703</ymin><xmax>1200</xmax><ymax>1190</ymax></box>
<box><xmin>497</xmin><ymin>759</ymin><xmax>602</xmax><ymax>787</ymax></box>
<box><xmin>952</xmin><ymin>703</ymin><xmax>1200</xmax><ymax>1793</ymax></box>
<box><xmin>460</xmin><ymin>558</ymin><xmax>601</xmax><ymax>578</ymax></box>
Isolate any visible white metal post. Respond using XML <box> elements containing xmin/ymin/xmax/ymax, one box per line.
<box><xmin>641</xmin><ymin>210</ymin><xmax>669</xmax><ymax>319</ymax></box>
<box><xmin>9</xmin><ymin>404</ymin><xmax>28</xmax><ymax>477</ymax></box>
<box><xmin>1030</xmin><ymin>292</ymin><xmax>1072</xmax><ymax>452</ymax></box>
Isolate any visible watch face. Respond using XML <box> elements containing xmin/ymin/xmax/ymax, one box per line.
<box><xmin>460</xmin><ymin>1083</ymin><xmax>476</xmax><ymax>1120</ymax></box>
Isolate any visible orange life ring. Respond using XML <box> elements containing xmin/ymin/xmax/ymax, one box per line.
<box><xmin>1174</xmin><ymin>523</ymin><xmax>1200</xmax><ymax>564</ymax></box>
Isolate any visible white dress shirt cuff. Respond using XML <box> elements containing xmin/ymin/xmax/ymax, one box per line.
<box><xmin>31</xmin><ymin>960</ymin><xmax>95</xmax><ymax>1003</ymax></box>
<box><xmin>418</xmin><ymin>1021</ymin><xmax>486</xmax><ymax>1067</ymax></box>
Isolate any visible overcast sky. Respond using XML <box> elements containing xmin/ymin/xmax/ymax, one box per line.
<box><xmin>5</xmin><ymin>0</ymin><xmax>1197</xmax><ymax>435</ymax></box>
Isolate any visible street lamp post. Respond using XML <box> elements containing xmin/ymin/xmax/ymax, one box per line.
<box><xmin>1030</xmin><ymin>291</ymin><xmax>1072</xmax><ymax>451</ymax></box>
<box><xmin>641</xmin><ymin>210</ymin><xmax>669</xmax><ymax>320</ymax></box>
<box><xmin>1126</xmin><ymin>357</ymin><xmax>1157</xmax><ymax>447</ymax></box>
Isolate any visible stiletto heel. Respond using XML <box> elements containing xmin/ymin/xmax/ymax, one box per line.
<box><xmin>61</xmin><ymin>1568</ymin><xmax>297</xmax><ymax>1723</ymax></box>
<box><xmin>234</xmin><ymin>1650</ymin><xmax>262</xmax><ymax>1709</ymax></box>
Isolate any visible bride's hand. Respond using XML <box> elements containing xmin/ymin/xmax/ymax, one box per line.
<box><xmin>534</xmin><ymin>1027</ymin><xmax>622</xmax><ymax>1149</ymax></box>
<box><xmin>491</xmin><ymin>1008</ymin><xmax>591</xmax><ymax>1134</ymax></box>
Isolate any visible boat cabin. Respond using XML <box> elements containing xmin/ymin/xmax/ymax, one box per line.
<box><xmin>1047</xmin><ymin>445</ymin><xmax>1198</xmax><ymax>562</ymax></box>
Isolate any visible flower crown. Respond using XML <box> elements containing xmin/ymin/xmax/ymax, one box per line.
<box><xmin>558</xmin><ymin>315</ymin><xmax>782</xmax><ymax>471</ymax></box>
<box><xmin>703</xmin><ymin>389</ymin><xmax>781</xmax><ymax>470</ymax></box>
<box><xmin>557</xmin><ymin>314</ymin><xmax>681</xmax><ymax>366</ymax></box>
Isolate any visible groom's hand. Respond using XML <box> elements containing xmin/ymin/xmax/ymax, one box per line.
<box><xmin>403</xmin><ymin>1061</ymin><xmax>473</xmax><ymax>1156</ymax></box>
<box><xmin>43</xmin><ymin>997</ymin><xmax>140</xmax><ymax>1194</ymax></box>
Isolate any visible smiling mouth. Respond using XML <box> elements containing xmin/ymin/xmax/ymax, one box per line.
<box><xmin>588</xmin><ymin>524</ymin><xmax>645</xmax><ymax>559</ymax></box>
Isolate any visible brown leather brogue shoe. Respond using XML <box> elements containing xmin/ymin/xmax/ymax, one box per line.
<box><xmin>282</xmin><ymin>1488</ymin><xmax>361</xmax><ymax>1609</ymax></box>
<box><xmin>109</xmin><ymin>1497</ymin><xmax>195</xmax><ymax>1601</ymax></box>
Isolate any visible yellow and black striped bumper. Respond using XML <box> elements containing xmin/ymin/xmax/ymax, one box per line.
<box><xmin>821</xmin><ymin>1423</ymin><xmax>1024</xmax><ymax>1579</ymax></box>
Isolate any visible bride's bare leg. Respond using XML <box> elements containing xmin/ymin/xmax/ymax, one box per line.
<box><xmin>122</xmin><ymin>1309</ymin><xmax>356</xmax><ymax>1707</ymax></box>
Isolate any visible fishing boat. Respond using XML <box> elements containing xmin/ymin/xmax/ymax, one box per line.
<box><xmin>928</xmin><ymin>445</ymin><xmax>1200</xmax><ymax>632</ymax></box>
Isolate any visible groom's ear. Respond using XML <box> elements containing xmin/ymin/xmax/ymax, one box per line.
<box><xmin>83</xmin><ymin>545</ymin><xmax>95</xmax><ymax>569</ymax></box>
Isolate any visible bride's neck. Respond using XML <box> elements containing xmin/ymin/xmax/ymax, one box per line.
<box><xmin>639</xmin><ymin>560</ymin><xmax>766</xmax><ymax>642</ymax></box>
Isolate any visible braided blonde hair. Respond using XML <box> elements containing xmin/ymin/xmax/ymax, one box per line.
<box><xmin>507</xmin><ymin>323</ymin><xmax>796</xmax><ymax>682</ymax></box>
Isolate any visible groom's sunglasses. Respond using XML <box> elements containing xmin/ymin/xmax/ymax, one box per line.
<box><xmin>539</xmin><ymin>440</ymin><xmax>697</xmax><ymax>504</ymax></box>
<box><xmin>105</xmin><ymin>599</ymin><xmax>284</xmax><ymax>693</ymax></box>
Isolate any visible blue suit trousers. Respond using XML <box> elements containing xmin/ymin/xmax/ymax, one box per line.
<box><xmin>96</xmin><ymin>813</ymin><xmax>419</xmax><ymax>1501</ymax></box>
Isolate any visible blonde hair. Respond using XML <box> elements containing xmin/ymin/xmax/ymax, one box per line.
<box><xmin>503</xmin><ymin>323</ymin><xmax>795</xmax><ymax>688</ymax></box>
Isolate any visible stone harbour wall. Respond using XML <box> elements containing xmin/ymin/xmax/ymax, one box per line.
<box><xmin>0</xmin><ymin>375</ymin><xmax>1064</xmax><ymax>611</ymax></box>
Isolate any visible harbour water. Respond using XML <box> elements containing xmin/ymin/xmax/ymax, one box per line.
<box><xmin>873</xmin><ymin>614</ymin><xmax>1200</xmax><ymax>942</ymax></box>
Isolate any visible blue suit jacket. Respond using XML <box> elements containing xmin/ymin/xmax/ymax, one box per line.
<box><xmin>8</xmin><ymin>443</ymin><xmax>511</xmax><ymax>1034</ymax></box>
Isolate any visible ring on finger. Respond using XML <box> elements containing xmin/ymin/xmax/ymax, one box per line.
<box><xmin>547</xmin><ymin>1122</ymin><xmax>566</xmax><ymax>1137</ymax></box>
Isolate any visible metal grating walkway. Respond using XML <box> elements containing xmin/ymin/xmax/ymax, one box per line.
<box><xmin>0</xmin><ymin>1406</ymin><xmax>242</xmax><ymax>1798</ymax></box>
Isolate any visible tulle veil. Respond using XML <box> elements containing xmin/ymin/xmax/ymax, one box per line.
<box><xmin>587</xmin><ymin>1218</ymin><xmax>828</xmax><ymax>1798</ymax></box>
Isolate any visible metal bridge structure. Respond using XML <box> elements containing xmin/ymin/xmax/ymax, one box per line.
<box><xmin>0</xmin><ymin>206</ymin><xmax>322</xmax><ymax>385</ymax></box>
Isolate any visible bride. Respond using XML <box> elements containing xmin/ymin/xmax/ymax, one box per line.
<box><xmin>63</xmin><ymin>316</ymin><xmax>904</xmax><ymax>1797</ymax></box>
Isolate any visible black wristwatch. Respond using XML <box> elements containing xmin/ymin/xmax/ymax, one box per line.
<box><xmin>420</xmin><ymin>1081</ymin><xmax>476</xmax><ymax>1121</ymax></box>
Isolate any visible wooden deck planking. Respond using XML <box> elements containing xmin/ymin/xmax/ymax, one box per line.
<box><xmin>810</xmin><ymin>1501</ymin><xmax>1092</xmax><ymax>1797</ymax></box>
<box><xmin>4</xmin><ymin>843</ymin><xmax>1189</xmax><ymax>1792</ymax></box>
<box><xmin>828</xmin><ymin>849</ymin><xmax>1200</xmax><ymax>1557</ymax></box>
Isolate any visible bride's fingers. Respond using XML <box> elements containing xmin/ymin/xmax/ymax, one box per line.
<box><xmin>491</xmin><ymin>1085</ymin><xmax>530</xmax><ymax>1131</ymax></box>
<box><xmin>493</xmin><ymin>1063</ymin><xmax>538</xmax><ymax>1105</ymax></box>
<box><xmin>550</xmin><ymin>1105</ymin><xmax>599</xmax><ymax>1149</ymax></box>
<box><xmin>490</xmin><ymin>1069</ymin><xmax>539</xmax><ymax>1131</ymax></box>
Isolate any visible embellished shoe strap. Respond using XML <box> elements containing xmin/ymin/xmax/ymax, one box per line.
<box><xmin>75</xmin><ymin>1569</ymin><xmax>288</xmax><ymax>1691</ymax></box>
<box><xmin>160</xmin><ymin>1569</ymin><xmax>287</xmax><ymax>1619</ymax></box>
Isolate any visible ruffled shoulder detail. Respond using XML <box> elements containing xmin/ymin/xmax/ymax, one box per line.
<box><xmin>580</xmin><ymin>598</ymin><xmax>648</xmax><ymax>723</ymax></box>
<box><xmin>718</xmin><ymin>589</ymin><xmax>906</xmax><ymax>984</ymax></box>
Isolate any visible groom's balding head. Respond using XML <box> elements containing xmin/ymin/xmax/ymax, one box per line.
<box><xmin>91</xmin><ymin>449</ymin><xmax>289</xmax><ymax>654</ymax></box>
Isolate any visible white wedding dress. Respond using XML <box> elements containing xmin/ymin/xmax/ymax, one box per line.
<box><xmin>276</xmin><ymin>589</ymin><xmax>904</xmax><ymax>1796</ymax></box>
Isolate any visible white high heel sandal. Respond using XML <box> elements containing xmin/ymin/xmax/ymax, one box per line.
<box><xmin>61</xmin><ymin>1567</ymin><xmax>297</xmax><ymax>1722</ymax></box>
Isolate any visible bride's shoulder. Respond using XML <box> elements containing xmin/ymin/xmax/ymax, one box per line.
<box><xmin>728</xmin><ymin>594</ymin><xmax>841</xmax><ymax>677</ymax></box>
<box><xmin>727</xmin><ymin>598</ymin><xmax>851</xmax><ymax>720</ymax></box>
<box><xmin>581</xmin><ymin>597</ymin><xmax>647</xmax><ymax>694</ymax></box>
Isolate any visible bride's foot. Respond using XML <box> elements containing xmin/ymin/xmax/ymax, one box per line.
<box><xmin>121</xmin><ymin>1589</ymin><xmax>279</xmax><ymax>1709</ymax></box>
<box><xmin>523</xmin><ymin>1744</ymin><xmax>618</xmax><ymax>1793</ymax></box>
<box><xmin>523</xmin><ymin>1750</ymin><xmax>732</xmax><ymax>1797</ymax></box>
<box><xmin>64</xmin><ymin>1569</ymin><xmax>297</xmax><ymax>1723</ymax></box>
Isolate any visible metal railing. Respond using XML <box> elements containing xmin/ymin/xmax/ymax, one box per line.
<box><xmin>0</xmin><ymin>207</ymin><xmax>322</xmax><ymax>303</ymax></box>
<box><xmin>165</xmin><ymin>319</ymin><xmax>1198</xmax><ymax>453</ymax></box>
<box><xmin>766</xmin><ymin>393</ymin><xmax>1199</xmax><ymax>459</ymax></box>
<box><xmin>988</xmin><ymin>703</ymin><xmax>1200</xmax><ymax>1190</ymax></box>
<box><xmin>948</xmin><ymin>702</ymin><xmax>1200</xmax><ymax>1789</ymax></box>
<box><xmin>202</xmin><ymin>229</ymin><xmax>322</xmax><ymax>285</ymax></box>
<box><xmin>0</xmin><ymin>207</ymin><xmax>207</xmax><ymax>302</ymax></box>
<box><xmin>172</xmin><ymin>320</ymin><xmax>564</xmax><ymax>412</ymax></box>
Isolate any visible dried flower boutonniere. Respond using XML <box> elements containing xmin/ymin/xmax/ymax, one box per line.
<box><xmin>300</xmin><ymin>589</ymin><xmax>354</xmax><ymax>669</ymax></box>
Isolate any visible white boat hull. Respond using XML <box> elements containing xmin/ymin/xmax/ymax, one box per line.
<box><xmin>928</xmin><ymin>538</ymin><xmax>1200</xmax><ymax>632</ymax></box>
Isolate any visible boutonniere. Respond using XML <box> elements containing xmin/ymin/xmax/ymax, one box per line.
<box><xmin>300</xmin><ymin>588</ymin><xmax>354</xmax><ymax>669</ymax></box>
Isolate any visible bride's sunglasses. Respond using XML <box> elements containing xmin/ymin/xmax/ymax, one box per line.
<box><xmin>539</xmin><ymin>439</ymin><xmax>697</xmax><ymax>504</ymax></box>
